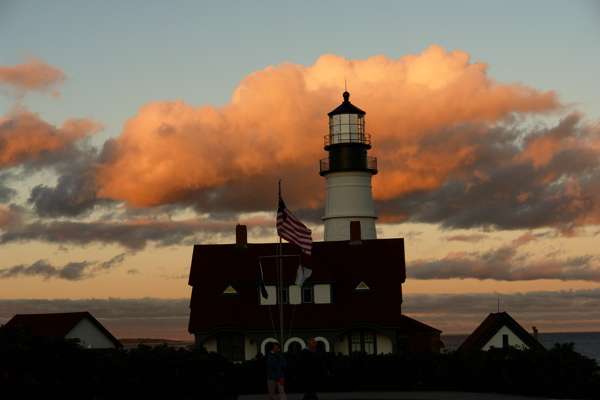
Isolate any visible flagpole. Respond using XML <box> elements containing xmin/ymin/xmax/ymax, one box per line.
<box><xmin>278</xmin><ymin>180</ymin><xmax>284</xmax><ymax>345</ymax></box>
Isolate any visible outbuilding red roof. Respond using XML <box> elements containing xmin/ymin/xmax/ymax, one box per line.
<box><xmin>457</xmin><ymin>312</ymin><xmax>545</xmax><ymax>351</ymax></box>
<box><xmin>5</xmin><ymin>311</ymin><xmax>122</xmax><ymax>348</ymax></box>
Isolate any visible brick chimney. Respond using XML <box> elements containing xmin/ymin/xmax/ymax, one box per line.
<box><xmin>350</xmin><ymin>221</ymin><xmax>362</xmax><ymax>244</ymax></box>
<box><xmin>236</xmin><ymin>224</ymin><xmax>247</xmax><ymax>248</ymax></box>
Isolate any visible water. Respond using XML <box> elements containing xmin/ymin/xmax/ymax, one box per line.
<box><xmin>441</xmin><ymin>332</ymin><xmax>600</xmax><ymax>362</ymax></box>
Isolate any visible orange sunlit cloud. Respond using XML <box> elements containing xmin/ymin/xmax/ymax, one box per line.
<box><xmin>94</xmin><ymin>46</ymin><xmax>568</xmax><ymax>210</ymax></box>
<box><xmin>0</xmin><ymin>108</ymin><xmax>102</xmax><ymax>168</ymax></box>
<box><xmin>0</xmin><ymin>206</ymin><xmax>19</xmax><ymax>228</ymax></box>
<box><xmin>0</xmin><ymin>58</ymin><xmax>66</xmax><ymax>98</ymax></box>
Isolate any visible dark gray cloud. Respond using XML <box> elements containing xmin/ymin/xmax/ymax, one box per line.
<box><xmin>0</xmin><ymin>297</ymin><xmax>192</xmax><ymax>339</ymax></box>
<box><xmin>0</xmin><ymin>174</ymin><xmax>16</xmax><ymax>203</ymax></box>
<box><xmin>443</xmin><ymin>233</ymin><xmax>489</xmax><ymax>243</ymax></box>
<box><xmin>27</xmin><ymin>151</ymin><xmax>103</xmax><ymax>218</ymax></box>
<box><xmin>2</xmin><ymin>291</ymin><xmax>598</xmax><ymax>338</ymax></box>
<box><xmin>0</xmin><ymin>218</ymin><xmax>253</xmax><ymax>252</ymax></box>
<box><xmin>408</xmin><ymin>246</ymin><xmax>600</xmax><ymax>282</ymax></box>
<box><xmin>376</xmin><ymin>114</ymin><xmax>600</xmax><ymax>233</ymax></box>
<box><xmin>402</xmin><ymin>288</ymin><xmax>600</xmax><ymax>333</ymax></box>
<box><xmin>0</xmin><ymin>253</ymin><xmax>129</xmax><ymax>281</ymax></box>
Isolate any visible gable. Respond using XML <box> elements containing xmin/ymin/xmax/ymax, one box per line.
<box><xmin>481</xmin><ymin>325</ymin><xmax>529</xmax><ymax>350</ymax></box>
<box><xmin>67</xmin><ymin>317</ymin><xmax>120</xmax><ymax>348</ymax></box>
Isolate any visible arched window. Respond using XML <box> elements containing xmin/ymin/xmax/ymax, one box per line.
<box><xmin>316</xmin><ymin>340</ymin><xmax>327</xmax><ymax>353</ymax></box>
<box><xmin>265</xmin><ymin>341</ymin><xmax>277</xmax><ymax>354</ymax></box>
<box><xmin>288</xmin><ymin>341</ymin><xmax>302</xmax><ymax>354</ymax></box>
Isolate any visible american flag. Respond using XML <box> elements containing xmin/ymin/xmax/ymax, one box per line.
<box><xmin>276</xmin><ymin>197</ymin><xmax>312</xmax><ymax>256</ymax></box>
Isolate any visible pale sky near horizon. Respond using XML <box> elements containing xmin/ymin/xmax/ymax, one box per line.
<box><xmin>1</xmin><ymin>0</ymin><xmax>599</xmax><ymax>340</ymax></box>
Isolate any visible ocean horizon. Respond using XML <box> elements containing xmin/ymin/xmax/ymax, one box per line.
<box><xmin>442</xmin><ymin>331</ymin><xmax>600</xmax><ymax>361</ymax></box>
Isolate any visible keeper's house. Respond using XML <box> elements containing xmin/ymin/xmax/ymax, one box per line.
<box><xmin>187</xmin><ymin>225</ymin><xmax>441</xmax><ymax>361</ymax></box>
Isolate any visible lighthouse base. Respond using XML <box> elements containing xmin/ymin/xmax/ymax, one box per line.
<box><xmin>323</xmin><ymin>216</ymin><xmax>377</xmax><ymax>241</ymax></box>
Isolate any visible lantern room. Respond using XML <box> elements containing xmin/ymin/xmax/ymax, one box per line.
<box><xmin>325</xmin><ymin>91</ymin><xmax>370</xmax><ymax>148</ymax></box>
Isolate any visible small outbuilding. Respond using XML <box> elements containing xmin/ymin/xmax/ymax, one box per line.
<box><xmin>458</xmin><ymin>311</ymin><xmax>545</xmax><ymax>352</ymax></box>
<box><xmin>4</xmin><ymin>311</ymin><xmax>122</xmax><ymax>349</ymax></box>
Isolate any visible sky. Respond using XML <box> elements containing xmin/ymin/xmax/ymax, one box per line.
<box><xmin>1</xmin><ymin>0</ymin><xmax>599</xmax><ymax>340</ymax></box>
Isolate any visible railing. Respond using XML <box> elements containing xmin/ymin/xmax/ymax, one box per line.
<box><xmin>324</xmin><ymin>133</ymin><xmax>371</xmax><ymax>148</ymax></box>
<box><xmin>320</xmin><ymin>156</ymin><xmax>378</xmax><ymax>174</ymax></box>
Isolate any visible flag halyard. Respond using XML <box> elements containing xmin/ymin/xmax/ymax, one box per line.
<box><xmin>276</xmin><ymin>197</ymin><xmax>312</xmax><ymax>256</ymax></box>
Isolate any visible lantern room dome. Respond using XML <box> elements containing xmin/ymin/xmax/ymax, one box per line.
<box><xmin>327</xmin><ymin>91</ymin><xmax>366</xmax><ymax>116</ymax></box>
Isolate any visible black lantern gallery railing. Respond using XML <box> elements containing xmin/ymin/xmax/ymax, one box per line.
<box><xmin>319</xmin><ymin>156</ymin><xmax>378</xmax><ymax>175</ymax></box>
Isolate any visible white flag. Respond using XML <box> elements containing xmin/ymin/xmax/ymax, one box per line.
<box><xmin>295</xmin><ymin>265</ymin><xmax>312</xmax><ymax>287</ymax></box>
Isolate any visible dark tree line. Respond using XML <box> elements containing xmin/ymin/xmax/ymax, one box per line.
<box><xmin>1</xmin><ymin>325</ymin><xmax>598</xmax><ymax>399</ymax></box>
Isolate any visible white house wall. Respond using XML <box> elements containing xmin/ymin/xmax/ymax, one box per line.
<box><xmin>333</xmin><ymin>336</ymin><xmax>347</xmax><ymax>355</ymax></box>
<box><xmin>376</xmin><ymin>332</ymin><xmax>393</xmax><ymax>354</ymax></box>
<box><xmin>483</xmin><ymin>325</ymin><xmax>528</xmax><ymax>350</ymax></box>
<box><xmin>203</xmin><ymin>337</ymin><xmax>217</xmax><ymax>352</ymax></box>
<box><xmin>66</xmin><ymin>318</ymin><xmax>116</xmax><ymax>349</ymax></box>
<box><xmin>244</xmin><ymin>336</ymin><xmax>254</xmax><ymax>360</ymax></box>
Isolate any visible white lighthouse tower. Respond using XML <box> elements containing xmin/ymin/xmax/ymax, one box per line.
<box><xmin>320</xmin><ymin>91</ymin><xmax>378</xmax><ymax>241</ymax></box>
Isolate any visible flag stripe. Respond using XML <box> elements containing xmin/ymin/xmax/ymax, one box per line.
<box><xmin>277</xmin><ymin>197</ymin><xmax>312</xmax><ymax>256</ymax></box>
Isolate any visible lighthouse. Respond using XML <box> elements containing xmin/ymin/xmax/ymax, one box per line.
<box><xmin>320</xmin><ymin>91</ymin><xmax>378</xmax><ymax>241</ymax></box>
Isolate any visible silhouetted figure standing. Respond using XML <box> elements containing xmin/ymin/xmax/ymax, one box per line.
<box><xmin>266</xmin><ymin>343</ymin><xmax>287</xmax><ymax>400</ymax></box>
<box><xmin>295</xmin><ymin>338</ymin><xmax>328</xmax><ymax>400</ymax></box>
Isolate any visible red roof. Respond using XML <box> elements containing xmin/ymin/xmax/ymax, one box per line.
<box><xmin>188</xmin><ymin>238</ymin><xmax>435</xmax><ymax>334</ymax></box>
<box><xmin>5</xmin><ymin>311</ymin><xmax>122</xmax><ymax>348</ymax></box>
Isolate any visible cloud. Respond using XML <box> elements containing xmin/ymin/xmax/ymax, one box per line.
<box><xmin>403</xmin><ymin>288</ymin><xmax>600</xmax><ymax>333</ymax></box>
<box><xmin>0</xmin><ymin>58</ymin><xmax>66</xmax><ymax>98</ymax></box>
<box><xmin>88</xmin><ymin>45</ymin><xmax>599</xmax><ymax>234</ymax></box>
<box><xmin>0</xmin><ymin>298</ymin><xmax>192</xmax><ymax>340</ymax></box>
<box><xmin>0</xmin><ymin>253</ymin><xmax>129</xmax><ymax>281</ymax></box>
<box><xmin>409</xmin><ymin>231</ymin><xmax>600</xmax><ymax>282</ymax></box>
<box><xmin>444</xmin><ymin>233</ymin><xmax>489</xmax><ymax>243</ymax></box>
<box><xmin>0</xmin><ymin>216</ymin><xmax>271</xmax><ymax>251</ymax></box>
<box><xmin>1</xmin><ymin>46</ymin><xmax>599</xmax><ymax>252</ymax></box>
<box><xmin>2</xmin><ymin>291</ymin><xmax>598</xmax><ymax>338</ymax></box>
<box><xmin>0</xmin><ymin>205</ymin><xmax>20</xmax><ymax>228</ymax></box>
<box><xmin>0</xmin><ymin>107</ymin><xmax>102</xmax><ymax>169</ymax></box>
